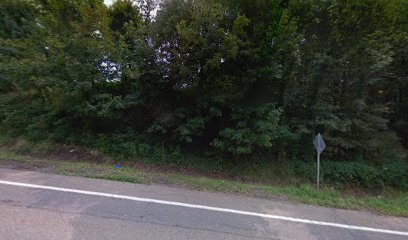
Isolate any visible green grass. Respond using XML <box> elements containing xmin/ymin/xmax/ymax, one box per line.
<box><xmin>166</xmin><ymin>173</ymin><xmax>408</xmax><ymax>216</ymax></box>
<box><xmin>364</xmin><ymin>194</ymin><xmax>408</xmax><ymax>216</ymax></box>
<box><xmin>167</xmin><ymin>173</ymin><xmax>251</xmax><ymax>193</ymax></box>
<box><xmin>55</xmin><ymin>162</ymin><xmax>147</xmax><ymax>184</ymax></box>
<box><xmin>0</xmin><ymin>146</ymin><xmax>407</xmax><ymax>217</ymax></box>
<box><xmin>0</xmin><ymin>150</ymin><xmax>30</xmax><ymax>162</ymax></box>
<box><xmin>262</xmin><ymin>185</ymin><xmax>361</xmax><ymax>209</ymax></box>
<box><xmin>167</xmin><ymin>173</ymin><xmax>358</xmax><ymax>207</ymax></box>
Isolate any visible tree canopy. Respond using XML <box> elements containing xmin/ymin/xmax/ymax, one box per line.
<box><xmin>0</xmin><ymin>0</ymin><xmax>407</xmax><ymax>163</ymax></box>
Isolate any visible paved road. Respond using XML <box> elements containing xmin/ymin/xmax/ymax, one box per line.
<box><xmin>0</xmin><ymin>168</ymin><xmax>407</xmax><ymax>240</ymax></box>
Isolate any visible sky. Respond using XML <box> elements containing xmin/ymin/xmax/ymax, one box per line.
<box><xmin>104</xmin><ymin>0</ymin><xmax>159</xmax><ymax>18</ymax></box>
<box><xmin>103</xmin><ymin>0</ymin><xmax>159</xmax><ymax>19</ymax></box>
<box><xmin>104</xmin><ymin>0</ymin><xmax>114</xmax><ymax>6</ymax></box>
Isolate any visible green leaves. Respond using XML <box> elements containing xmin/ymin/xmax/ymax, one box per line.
<box><xmin>175</xmin><ymin>117</ymin><xmax>205</xmax><ymax>143</ymax></box>
<box><xmin>0</xmin><ymin>0</ymin><xmax>38</xmax><ymax>39</ymax></box>
<box><xmin>0</xmin><ymin>0</ymin><xmax>406</xmax><ymax>163</ymax></box>
<box><xmin>212</xmin><ymin>104</ymin><xmax>286</xmax><ymax>155</ymax></box>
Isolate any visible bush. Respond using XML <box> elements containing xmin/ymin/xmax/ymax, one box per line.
<box><xmin>294</xmin><ymin>160</ymin><xmax>408</xmax><ymax>190</ymax></box>
<box><xmin>321</xmin><ymin>162</ymin><xmax>382</xmax><ymax>189</ymax></box>
<box><xmin>381</xmin><ymin>161</ymin><xmax>408</xmax><ymax>190</ymax></box>
<box><xmin>79</xmin><ymin>133</ymin><xmax>189</xmax><ymax>165</ymax></box>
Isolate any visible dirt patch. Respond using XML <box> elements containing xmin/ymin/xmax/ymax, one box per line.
<box><xmin>341</xmin><ymin>185</ymin><xmax>374</xmax><ymax>198</ymax></box>
<box><xmin>0</xmin><ymin>159</ymin><xmax>56</xmax><ymax>173</ymax></box>
<box><xmin>249</xmin><ymin>189</ymin><xmax>289</xmax><ymax>201</ymax></box>
<box><xmin>2</xmin><ymin>138</ymin><xmax>28</xmax><ymax>149</ymax></box>
<box><xmin>47</xmin><ymin>146</ymin><xmax>111</xmax><ymax>163</ymax></box>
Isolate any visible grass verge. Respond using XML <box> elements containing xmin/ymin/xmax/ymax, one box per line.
<box><xmin>0</xmin><ymin>147</ymin><xmax>407</xmax><ymax>217</ymax></box>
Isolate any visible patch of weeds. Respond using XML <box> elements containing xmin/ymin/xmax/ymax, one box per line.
<box><xmin>364</xmin><ymin>194</ymin><xmax>408</xmax><ymax>217</ymax></box>
<box><xmin>168</xmin><ymin>173</ymin><xmax>250</xmax><ymax>193</ymax></box>
<box><xmin>0</xmin><ymin>149</ymin><xmax>31</xmax><ymax>162</ymax></box>
<box><xmin>28</xmin><ymin>141</ymin><xmax>56</xmax><ymax>157</ymax></box>
<box><xmin>55</xmin><ymin>162</ymin><xmax>147</xmax><ymax>184</ymax></box>
<box><xmin>56</xmin><ymin>162</ymin><xmax>101</xmax><ymax>175</ymax></box>
<box><xmin>262</xmin><ymin>185</ymin><xmax>360</xmax><ymax>209</ymax></box>
<box><xmin>101</xmin><ymin>174</ymin><xmax>142</xmax><ymax>184</ymax></box>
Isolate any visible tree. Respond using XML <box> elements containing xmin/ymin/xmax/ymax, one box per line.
<box><xmin>0</xmin><ymin>0</ymin><xmax>406</xmax><ymax>163</ymax></box>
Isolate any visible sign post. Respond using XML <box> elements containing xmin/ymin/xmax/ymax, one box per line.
<box><xmin>313</xmin><ymin>133</ymin><xmax>326</xmax><ymax>190</ymax></box>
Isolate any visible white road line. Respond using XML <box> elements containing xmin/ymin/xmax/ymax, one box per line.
<box><xmin>0</xmin><ymin>180</ymin><xmax>407</xmax><ymax>237</ymax></box>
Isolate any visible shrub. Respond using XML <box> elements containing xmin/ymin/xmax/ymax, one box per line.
<box><xmin>294</xmin><ymin>160</ymin><xmax>408</xmax><ymax>189</ymax></box>
<box><xmin>381</xmin><ymin>161</ymin><xmax>408</xmax><ymax>190</ymax></box>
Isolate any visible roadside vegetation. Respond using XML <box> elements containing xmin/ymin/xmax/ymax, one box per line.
<box><xmin>0</xmin><ymin>0</ymin><xmax>407</xmax><ymax>216</ymax></box>
<box><xmin>0</xmin><ymin>136</ymin><xmax>407</xmax><ymax>217</ymax></box>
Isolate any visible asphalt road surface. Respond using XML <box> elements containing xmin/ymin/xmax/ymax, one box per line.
<box><xmin>0</xmin><ymin>168</ymin><xmax>407</xmax><ymax>240</ymax></box>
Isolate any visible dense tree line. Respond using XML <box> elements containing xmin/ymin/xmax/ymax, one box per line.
<box><xmin>1</xmin><ymin>0</ymin><xmax>407</xmax><ymax>164</ymax></box>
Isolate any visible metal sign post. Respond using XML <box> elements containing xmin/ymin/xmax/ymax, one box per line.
<box><xmin>317</xmin><ymin>151</ymin><xmax>320</xmax><ymax>190</ymax></box>
<box><xmin>313</xmin><ymin>133</ymin><xmax>326</xmax><ymax>190</ymax></box>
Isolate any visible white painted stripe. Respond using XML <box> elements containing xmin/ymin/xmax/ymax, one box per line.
<box><xmin>0</xmin><ymin>180</ymin><xmax>407</xmax><ymax>237</ymax></box>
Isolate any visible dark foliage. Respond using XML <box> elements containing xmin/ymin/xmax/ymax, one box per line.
<box><xmin>0</xmin><ymin>0</ymin><xmax>407</xmax><ymax>188</ymax></box>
